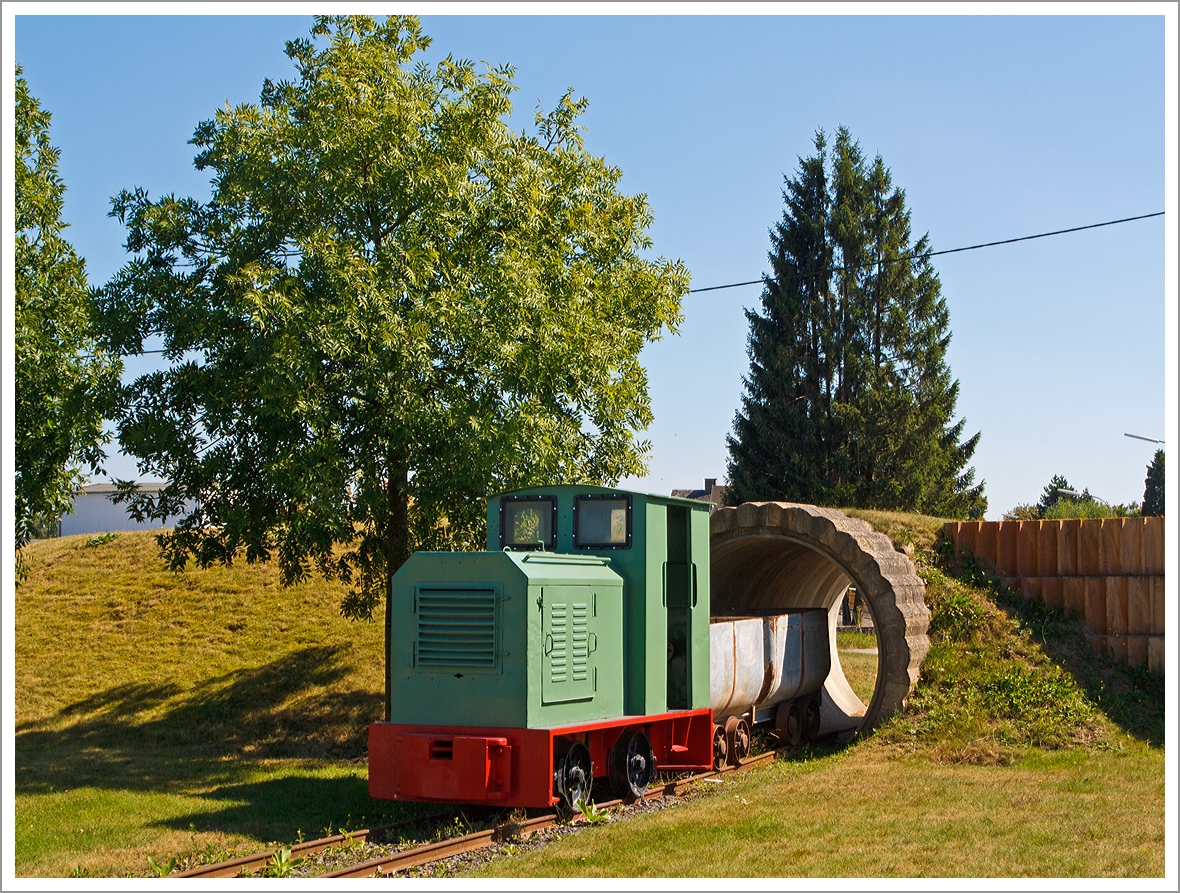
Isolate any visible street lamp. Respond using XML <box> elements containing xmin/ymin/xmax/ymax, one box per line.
<box><xmin>1056</xmin><ymin>487</ymin><xmax>1112</xmax><ymax>518</ymax></box>
<box><xmin>1124</xmin><ymin>433</ymin><xmax>1165</xmax><ymax>444</ymax></box>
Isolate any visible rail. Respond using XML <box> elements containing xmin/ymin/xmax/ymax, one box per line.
<box><xmin>173</xmin><ymin>750</ymin><xmax>776</xmax><ymax>879</ymax></box>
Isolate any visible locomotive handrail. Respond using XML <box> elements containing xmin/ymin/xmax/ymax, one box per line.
<box><xmin>520</xmin><ymin>552</ymin><xmax>612</xmax><ymax>566</ymax></box>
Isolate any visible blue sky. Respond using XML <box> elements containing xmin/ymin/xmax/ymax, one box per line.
<box><xmin>12</xmin><ymin>10</ymin><xmax>1172</xmax><ymax>519</ymax></box>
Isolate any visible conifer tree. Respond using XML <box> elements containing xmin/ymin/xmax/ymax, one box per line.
<box><xmin>1142</xmin><ymin>450</ymin><xmax>1165</xmax><ymax>517</ymax></box>
<box><xmin>726</xmin><ymin>128</ymin><xmax>985</xmax><ymax>518</ymax></box>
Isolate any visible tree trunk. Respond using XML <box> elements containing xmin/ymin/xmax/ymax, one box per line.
<box><xmin>384</xmin><ymin>461</ymin><xmax>412</xmax><ymax>722</ymax></box>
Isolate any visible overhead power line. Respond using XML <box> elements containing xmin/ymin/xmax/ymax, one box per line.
<box><xmin>688</xmin><ymin>211</ymin><xmax>1165</xmax><ymax>294</ymax></box>
<box><xmin>118</xmin><ymin>210</ymin><xmax>1165</xmax><ymax>357</ymax></box>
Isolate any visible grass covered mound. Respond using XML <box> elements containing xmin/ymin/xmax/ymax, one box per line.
<box><xmin>844</xmin><ymin>508</ymin><xmax>1163</xmax><ymax>758</ymax></box>
<box><xmin>14</xmin><ymin>531</ymin><xmax>428</xmax><ymax>878</ymax></box>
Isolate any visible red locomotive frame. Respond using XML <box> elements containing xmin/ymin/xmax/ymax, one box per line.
<box><xmin>369</xmin><ymin>708</ymin><xmax>714</xmax><ymax>808</ymax></box>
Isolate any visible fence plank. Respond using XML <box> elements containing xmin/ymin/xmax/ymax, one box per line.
<box><xmin>1121</xmin><ymin>519</ymin><xmax>1144</xmax><ymax>575</ymax></box>
<box><xmin>1038</xmin><ymin>520</ymin><xmax>1059</xmax><ymax>577</ymax></box>
<box><xmin>1078</xmin><ymin>521</ymin><xmax>1102</xmax><ymax>576</ymax></box>
<box><xmin>1064</xmin><ymin>577</ymin><xmax>1086</xmax><ymax>619</ymax></box>
<box><xmin>1128</xmin><ymin>635</ymin><xmax>1148</xmax><ymax>669</ymax></box>
<box><xmin>1127</xmin><ymin>577</ymin><xmax>1152</xmax><ymax>636</ymax></box>
<box><xmin>998</xmin><ymin>522</ymin><xmax>1018</xmax><ymax>575</ymax></box>
<box><xmin>1143</xmin><ymin>518</ymin><xmax>1165</xmax><ymax>575</ymax></box>
<box><xmin>1042</xmin><ymin>577</ymin><xmax>1063</xmax><ymax>611</ymax></box>
<box><xmin>1084</xmin><ymin>577</ymin><xmax>1107</xmax><ymax>635</ymax></box>
<box><xmin>1150</xmin><ymin>576</ymin><xmax>1166</xmax><ymax>636</ymax></box>
<box><xmin>1100</xmin><ymin>519</ymin><xmax>1123</xmax><ymax>576</ymax></box>
<box><xmin>1148</xmin><ymin>636</ymin><xmax>1164</xmax><ymax>673</ymax></box>
<box><xmin>1106</xmin><ymin>577</ymin><xmax>1128</xmax><ymax>637</ymax></box>
<box><xmin>977</xmin><ymin>521</ymin><xmax>998</xmax><ymax>567</ymax></box>
<box><xmin>1058</xmin><ymin>519</ymin><xmax>1079</xmax><ymax>576</ymax></box>
<box><xmin>1017</xmin><ymin>521</ymin><xmax>1038</xmax><ymax>577</ymax></box>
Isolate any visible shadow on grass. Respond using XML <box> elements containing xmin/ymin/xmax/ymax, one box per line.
<box><xmin>155</xmin><ymin>773</ymin><xmax>441</xmax><ymax>844</ymax></box>
<box><xmin>1007</xmin><ymin>600</ymin><xmax>1165</xmax><ymax>747</ymax></box>
<box><xmin>941</xmin><ymin>545</ymin><xmax>1164</xmax><ymax>747</ymax></box>
<box><xmin>16</xmin><ymin>645</ymin><xmax>384</xmax><ymax>797</ymax></box>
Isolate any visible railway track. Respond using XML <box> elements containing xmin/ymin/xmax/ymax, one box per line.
<box><xmin>174</xmin><ymin>750</ymin><xmax>777</xmax><ymax>879</ymax></box>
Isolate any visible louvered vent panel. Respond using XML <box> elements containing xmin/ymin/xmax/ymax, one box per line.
<box><xmin>416</xmin><ymin>589</ymin><xmax>497</xmax><ymax>669</ymax></box>
<box><xmin>549</xmin><ymin>603</ymin><xmax>568</xmax><ymax>683</ymax></box>
<box><xmin>572</xmin><ymin>603</ymin><xmax>589</xmax><ymax>681</ymax></box>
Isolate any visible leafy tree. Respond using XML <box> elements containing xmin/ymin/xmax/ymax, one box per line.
<box><xmin>96</xmin><ymin>16</ymin><xmax>687</xmax><ymax>715</ymax></box>
<box><xmin>15</xmin><ymin>68</ymin><xmax>120</xmax><ymax>577</ymax></box>
<box><xmin>1142</xmin><ymin>449</ymin><xmax>1164</xmax><ymax>516</ymax></box>
<box><xmin>726</xmin><ymin>128</ymin><xmax>984</xmax><ymax>518</ymax></box>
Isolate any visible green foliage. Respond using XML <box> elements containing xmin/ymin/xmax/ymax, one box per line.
<box><xmin>95</xmin><ymin>16</ymin><xmax>687</xmax><ymax>704</ymax></box>
<box><xmin>146</xmin><ymin>855</ymin><xmax>177</xmax><ymax>877</ymax></box>
<box><xmin>14</xmin><ymin>68</ymin><xmax>121</xmax><ymax>576</ymax></box>
<box><xmin>84</xmin><ymin>531</ymin><xmax>121</xmax><ymax>548</ymax></box>
<box><xmin>1007</xmin><ymin>474</ymin><xmax>1138</xmax><ymax>520</ymax></box>
<box><xmin>880</xmin><ymin>545</ymin><xmax>1100</xmax><ymax>753</ymax></box>
<box><xmin>575</xmin><ymin>797</ymin><xmax>610</xmax><ymax>824</ymax></box>
<box><xmin>1036</xmin><ymin>474</ymin><xmax>1076</xmax><ymax>516</ymax></box>
<box><xmin>1042</xmin><ymin>498</ymin><xmax>1114</xmax><ymax>520</ymax></box>
<box><xmin>1002</xmin><ymin>503</ymin><xmax>1040</xmax><ymax>521</ymax></box>
<box><xmin>261</xmin><ymin>845</ymin><xmax>304</xmax><ymax>878</ymax></box>
<box><xmin>726</xmin><ymin>127</ymin><xmax>984</xmax><ymax>518</ymax></box>
<box><xmin>1142</xmin><ymin>449</ymin><xmax>1164</xmax><ymax>516</ymax></box>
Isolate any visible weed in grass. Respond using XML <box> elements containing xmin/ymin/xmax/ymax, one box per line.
<box><xmin>146</xmin><ymin>855</ymin><xmax>176</xmax><ymax>877</ymax></box>
<box><xmin>84</xmin><ymin>532</ymin><xmax>120</xmax><ymax>548</ymax></box>
<box><xmin>262</xmin><ymin>844</ymin><xmax>304</xmax><ymax>877</ymax></box>
<box><xmin>575</xmin><ymin>799</ymin><xmax>610</xmax><ymax>825</ymax></box>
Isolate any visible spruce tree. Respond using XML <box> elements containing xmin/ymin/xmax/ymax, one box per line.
<box><xmin>726</xmin><ymin>128</ymin><xmax>985</xmax><ymax>518</ymax></box>
<box><xmin>1142</xmin><ymin>450</ymin><xmax>1165</xmax><ymax>516</ymax></box>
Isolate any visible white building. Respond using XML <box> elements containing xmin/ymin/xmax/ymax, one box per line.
<box><xmin>58</xmin><ymin>482</ymin><xmax>177</xmax><ymax>537</ymax></box>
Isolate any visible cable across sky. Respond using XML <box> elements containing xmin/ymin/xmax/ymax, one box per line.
<box><xmin>687</xmin><ymin>210</ymin><xmax>1165</xmax><ymax>294</ymax></box>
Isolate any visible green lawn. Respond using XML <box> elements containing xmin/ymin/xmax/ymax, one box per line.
<box><xmin>479</xmin><ymin>744</ymin><xmax>1163</xmax><ymax>877</ymax></box>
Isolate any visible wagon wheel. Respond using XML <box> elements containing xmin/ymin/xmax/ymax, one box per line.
<box><xmin>554</xmin><ymin>741</ymin><xmax>592</xmax><ymax>807</ymax></box>
<box><xmin>804</xmin><ymin>697</ymin><xmax>822</xmax><ymax>741</ymax></box>
<box><xmin>712</xmin><ymin>724</ymin><xmax>728</xmax><ymax>770</ymax></box>
<box><xmin>609</xmin><ymin>729</ymin><xmax>654</xmax><ymax>799</ymax></box>
<box><xmin>734</xmin><ymin>718</ymin><xmax>751</xmax><ymax>762</ymax></box>
<box><xmin>776</xmin><ymin>700</ymin><xmax>803</xmax><ymax>747</ymax></box>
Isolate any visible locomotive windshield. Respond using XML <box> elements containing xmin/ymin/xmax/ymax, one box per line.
<box><xmin>574</xmin><ymin>495</ymin><xmax>631</xmax><ymax>548</ymax></box>
<box><xmin>500</xmin><ymin>496</ymin><xmax>557</xmax><ymax>550</ymax></box>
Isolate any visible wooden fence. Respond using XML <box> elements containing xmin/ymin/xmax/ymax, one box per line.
<box><xmin>941</xmin><ymin>517</ymin><xmax>1165</xmax><ymax>672</ymax></box>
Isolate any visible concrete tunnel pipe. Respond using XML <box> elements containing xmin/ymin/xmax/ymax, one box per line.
<box><xmin>710</xmin><ymin>502</ymin><xmax>931</xmax><ymax>734</ymax></box>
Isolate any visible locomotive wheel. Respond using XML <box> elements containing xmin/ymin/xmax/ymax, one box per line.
<box><xmin>734</xmin><ymin>719</ymin><xmax>751</xmax><ymax>762</ymax></box>
<box><xmin>804</xmin><ymin>697</ymin><xmax>822</xmax><ymax>741</ymax></box>
<box><xmin>609</xmin><ymin>729</ymin><xmax>654</xmax><ymax>799</ymax></box>
<box><xmin>555</xmin><ymin>741</ymin><xmax>593</xmax><ymax>807</ymax></box>
<box><xmin>712</xmin><ymin>724</ymin><xmax>728</xmax><ymax>770</ymax></box>
<box><xmin>776</xmin><ymin>700</ymin><xmax>804</xmax><ymax>747</ymax></box>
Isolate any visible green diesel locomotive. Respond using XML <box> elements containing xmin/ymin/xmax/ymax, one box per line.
<box><xmin>368</xmin><ymin>485</ymin><xmax>828</xmax><ymax>808</ymax></box>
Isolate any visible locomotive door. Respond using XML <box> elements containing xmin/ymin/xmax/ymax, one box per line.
<box><xmin>665</xmin><ymin>506</ymin><xmax>695</xmax><ymax>710</ymax></box>
<box><xmin>541</xmin><ymin>585</ymin><xmax>597</xmax><ymax>704</ymax></box>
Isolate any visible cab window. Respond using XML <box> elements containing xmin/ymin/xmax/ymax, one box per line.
<box><xmin>574</xmin><ymin>495</ymin><xmax>632</xmax><ymax>549</ymax></box>
<box><xmin>500</xmin><ymin>496</ymin><xmax>557</xmax><ymax>551</ymax></box>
